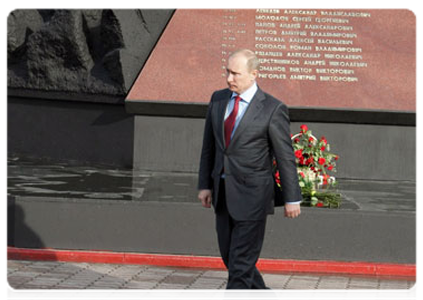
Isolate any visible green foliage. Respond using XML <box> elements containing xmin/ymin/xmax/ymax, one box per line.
<box><xmin>301</xmin><ymin>187</ymin><xmax>342</xmax><ymax>208</ymax></box>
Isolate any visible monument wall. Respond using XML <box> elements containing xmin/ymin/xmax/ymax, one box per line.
<box><xmin>127</xmin><ymin>9</ymin><xmax>415</xmax><ymax>112</ymax></box>
<box><xmin>127</xmin><ymin>9</ymin><xmax>416</xmax><ymax>180</ymax></box>
<box><xmin>8</xmin><ymin>9</ymin><xmax>174</xmax><ymax>167</ymax></box>
<box><xmin>7</xmin><ymin>9</ymin><xmax>416</xmax><ymax>262</ymax></box>
<box><xmin>7</xmin><ymin>9</ymin><xmax>416</xmax><ymax>180</ymax></box>
<box><xmin>8</xmin><ymin>9</ymin><xmax>174</xmax><ymax>100</ymax></box>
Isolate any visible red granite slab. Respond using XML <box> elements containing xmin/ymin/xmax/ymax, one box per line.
<box><xmin>126</xmin><ymin>9</ymin><xmax>415</xmax><ymax>112</ymax></box>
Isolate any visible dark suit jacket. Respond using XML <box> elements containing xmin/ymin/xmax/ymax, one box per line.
<box><xmin>198</xmin><ymin>87</ymin><xmax>302</xmax><ymax>221</ymax></box>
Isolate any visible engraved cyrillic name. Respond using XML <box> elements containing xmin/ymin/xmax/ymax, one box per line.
<box><xmin>221</xmin><ymin>9</ymin><xmax>370</xmax><ymax>82</ymax></box>
<box><xmin>221</xmin><ymin>9</ymin><xmax>248</xmax><ymax>77</ymax></box>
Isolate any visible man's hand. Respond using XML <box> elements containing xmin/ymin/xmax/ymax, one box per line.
<box><xmin>198</xmin><ymin>189</ymin><xmax>212</xmax><ymax>208</ymax></box>
<box><xmin>284</xmin><ymin>203</ymin><xmax>301</xmax><ymax>218</ymax></box>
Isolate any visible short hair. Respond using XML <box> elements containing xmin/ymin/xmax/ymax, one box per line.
<box><xmin>229</xmin><ymin>49</ymin><xmax>260</xmax><ymax>72</ymax></box>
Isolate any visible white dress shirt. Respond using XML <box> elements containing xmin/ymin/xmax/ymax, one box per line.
<box><xmin>224</xmin><ymin>82</ymin><xmax>258</xmax><ymax>139</ymax></box>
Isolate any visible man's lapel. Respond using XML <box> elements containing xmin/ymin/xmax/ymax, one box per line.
<box><xmin>228</xmin><ymin>88</ymin><xmax>266</xmax><ymax>149</ymax></box>
<box><xmin>216</xmin><ymin>90</ymin><xmax>232</xmax><ymax>148</ymax></box>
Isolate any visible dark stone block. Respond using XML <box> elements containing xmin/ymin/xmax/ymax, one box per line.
<box><xmin>7</xmin><ymin>196</ymin><xmax>16</xmax><ymax>246</ymax></box>
<box><xmin>8</xmin><ymin>196</ymin><xmax>415</xmax><ymax>264</ymax></box>
<box><xmin>7</xmin><ymin>9</ymin><xmax>174</xmax><ymax>102</ymax></box>
<box><xmin>7</xmin><ymin>10</ymin><xmax>44</xmax><ymax>54</ymax></box>
<box><xmin>8</xmin><ymin>97</ymin><xmax>135</xmax><ymax>168</ymax></box>
<box><xmin>26</xmin><ymin>11</ymin><xmax>95</xmax><ymax>85</ymax></box>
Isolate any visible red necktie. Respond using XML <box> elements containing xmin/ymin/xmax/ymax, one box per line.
<box><xmin>224</xmin><ymin>96</ymin><xmax>241</xmax><ymax>147</ymax></box>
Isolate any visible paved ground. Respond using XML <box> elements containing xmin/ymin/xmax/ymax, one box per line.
<box><xmin>7</xmin><ymin>260</ymin><xmax>415</xmax><ymax>290</ymax></box>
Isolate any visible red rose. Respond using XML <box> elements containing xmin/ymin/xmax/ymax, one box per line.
<box><xmin>294</xmin><ymin>138</ymin><xmax>300</xmax><ymax>143</ymax></box>
<box><xmin>321</xmin><ymin>146</ymin><xmax>326</xmax><ymax>151</ymax></box>
<box><xmin>300</xmin><ymin>124</ymin><xmax>308</xmax><ymax>132</ymax></box>
<box><xmin>320</xmin><ymin>136</ymin><xmax>327</xmax><ymax>145</ymax></box>
<box><xmin>316</xmin><ymin>202</ymin><xmax>324</xmax><ymax>207</ymax></box>
<box><xmin>308</xmin><ymin>137</ymin><xmax>314</xmax><ymax>143</ymax></box>
<box><xmin>335</xmin><ymin>155</ymin><xmax>339</xmax><ymax>161</ymax></box>
<box><xmin>323</xmin><ymin>174</ymin><xmax>330</xmax><ymax>184</ymax></box>
<box><xmin>295</xmin><ymin>149</ymin><xmax>303</xmax><ymax>158</ymax></box>
<box><xmin>318</xmin><ymin>157</ymin><xmax>326</xmax><ymax>165</ymax></box>
<box><xmin>328</xmin><ymin>165</ymin><xmax>333</xmax><ymax>171</ymax></box>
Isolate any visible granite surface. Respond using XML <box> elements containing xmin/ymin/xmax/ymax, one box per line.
<box><xmin>126</xmin><ymin>9</ymin><xmax>415</xmax><ymax>112</ymax></box>
<box><xmin>7</xmin><ymin>157</ymin><xmax>415</xmax><ymax>213</ymax></box>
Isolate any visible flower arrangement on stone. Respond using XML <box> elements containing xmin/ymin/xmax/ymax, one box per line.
<box><xmin>274</xmin><ymin>124</ymin><xmax>341</xmax><ymax>208</ymax></box>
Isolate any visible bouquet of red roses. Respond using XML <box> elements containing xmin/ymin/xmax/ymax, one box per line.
<box><xmin>274</xmin><ymin>124</ymin><xmax>341</xmax><ymax>208</ymax></box>
<box><xmin>293</xmin><ymin>124</ymin><xmax>339</xmax><ymax>185</ymax></box>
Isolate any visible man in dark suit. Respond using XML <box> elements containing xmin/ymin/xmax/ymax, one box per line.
<box><xmin>198</xmin><ymin>49</ymin><xmax>302</xmax><ymax>289</ymax></box>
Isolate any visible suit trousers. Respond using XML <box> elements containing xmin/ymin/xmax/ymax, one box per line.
<box><xmin>215</xmin><ymin>178</ymin><xmax>268</xmax><ymax>289</ymax></box>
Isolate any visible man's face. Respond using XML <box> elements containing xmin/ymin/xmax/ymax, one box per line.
<box><xmin>226</xmin><ymin>54</ymin><xmax>258</xmax><ymax>95</ymax></box>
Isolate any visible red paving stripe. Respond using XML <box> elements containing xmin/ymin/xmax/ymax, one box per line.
<box><xmin>8</xmin><ymin>247</ymin><xmax>415</xmax><ymax>278</ymax></box>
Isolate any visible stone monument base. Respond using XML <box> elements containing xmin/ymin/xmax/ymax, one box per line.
<box><xmin>8</xmin><ymin>160</ymin><xmax>415</xmax><ymax>264</ymax></box>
